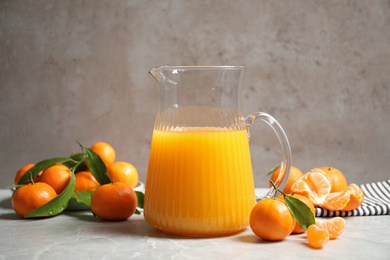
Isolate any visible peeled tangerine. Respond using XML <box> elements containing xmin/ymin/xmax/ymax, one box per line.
<box><xmin>322</xmin><ymin>183</ymin><xmax>364</xmax><ymax>211</ymax></box>
<box><xmin>291</xmin><ymin>168</ymin><xmax>332</xmax><ymax>207</ymax></box>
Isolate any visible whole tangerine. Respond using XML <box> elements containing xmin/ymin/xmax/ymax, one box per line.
<box><xmin>250</xmin><ymin>198</ymin><xmax>295</xmax><ymax>241</ymax></box>
<box><xmin>319</xmin><ymin>167</ymin><xmax>347</xmax><ymax>193</ymax></box>
<box><xmin>91</xmin><ymin>182</ymin><xmax>138</xmax><ymax>221</ymax></box>
<box><xmin>39</xmin><ymin>164</ymin><xmax>71</xmax><ymax>194</ymax></box>
<box><xmin>91</xmin><ymin>142</ymin><xmax>116</xmax><ymax>167</ymax></box>
<box><xmin>75</xmin><ymin>171</ymin><xmax>100</xmax><ymax>192</ymax></box>
<box><xmin>107</xmin><ymin>161</ymin><xmax>138</xmax><ymax>188</ymax></box>
<box><xmin>270</xmin><ymin>166</ymin><xmax>304</xmax><ymax>194</ymax></box>
<box><xmin>14</xmin><ymin>163</ymin><xmax>35</xmax><ymax>185</ymax></box>
<box><xmin>12</xmin><ymin>182</ymin><xmax>57</xmax><ymax>217</ymax></box>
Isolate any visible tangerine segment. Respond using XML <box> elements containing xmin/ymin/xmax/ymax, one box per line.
<box><xmin>322</xmin><ymin>183</ymin><xmax>364</xmax><ymax>211</ymax></box>
<box><xmin>341</xmin><ymin>184</ymin><xmax>364</xmax><ymax>211</ymax></box>
<box><xmin>316</xmin><ymin>217</ymin><xmax>346</xmax><ymax>240</ymax></box>
<box><xmin>291</xmin><ymin>168</ymin><xmax>332</xmax><ymax>206</ymax></box>
<box><xmin>307</xmin><ymin>224</ymin><xmax>329</xmax><ymax>249</ymax></box>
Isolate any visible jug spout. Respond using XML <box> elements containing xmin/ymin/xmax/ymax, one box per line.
<box><xmin>149</xmin><ymin>66</ymin><xmax>167</xmax><ymax>82</ymax></box>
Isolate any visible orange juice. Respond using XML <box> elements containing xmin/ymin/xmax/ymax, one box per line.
<box><xmin>144</xmin><ymin>127</ymin><xmax>256</xmax><ymax>235</ymax></box>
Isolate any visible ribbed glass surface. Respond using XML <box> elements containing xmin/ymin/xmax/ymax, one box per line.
<box><xmin>144</xmin><ymin>126</ymin><xmax>256</xmax><ymax>235</ymax></box>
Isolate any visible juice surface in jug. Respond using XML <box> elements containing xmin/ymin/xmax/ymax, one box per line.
<box><xmin>144</xmin><ymin>127</ymin><xmax>256</xmax><ymax>236</ymax></box>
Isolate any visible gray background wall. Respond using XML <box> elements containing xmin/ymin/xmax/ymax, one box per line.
<box><xmin>1</xmin><ymin>0</ymin><xmax>389</xmax><ymax>188</ymax></box>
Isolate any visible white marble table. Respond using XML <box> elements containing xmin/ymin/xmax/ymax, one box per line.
<box><xmin>1</xmin><ymin>188</ymin><xmax>389</xmax><ymax>259</ymax></box>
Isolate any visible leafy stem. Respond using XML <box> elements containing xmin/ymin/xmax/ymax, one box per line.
<box><xmin>267</xmin><ymin>165</ymin><xmax>280</xmax><ymax>176</ymax></box>
<box><xmin>77</xmin><ymin>141</ymin><xmax>111</xmax><ymax>185</ymax></box>
<box><xmin>270</xmin><ymin>180</ymin><xmax>316</xmax><ymax>230</ymax></box>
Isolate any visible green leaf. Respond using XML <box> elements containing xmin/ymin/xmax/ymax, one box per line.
<box><xmin>267</xmin><ymin>165</ymin><xmax>280</xmax><ymax>176</ymax></box>
<box><xmin>135</xmin><ymin>191</ymin><xmax>144</xmax><ymax>209</ymax></box>
<box><xmin>72</xmin><ymin>191</ymin><xmax>92</xmax><ymax>208</ymax></box>
<box><xmin>18</xmin><ymin>157</ymin><xmax>72</xmax><ymax>185</ymax></box>
<box><xmin>63</xmin><ymin>153</ymin><xmax>83</xmax><ymax>167</ymax></box>
<box><xmin>84</xmin><ymin>147</ymin><xmax>111</xmax><ymax>185</ymax></box>
<box><xmin>24</xmin><ymin>170</ymin><xmax>76</xmax><ymax>218</ymax></box>
<box><xmin>63</xmin><ymin>153</ymin><xmax>88</xmax><ymax>173</ymax></box>
<box><xmin>284</xmin><ymin>195</ymin><xmax>316</xmax><ymax>230</ymax></box>
<box><xmin>133</xmin><ymin>191</ymin><xmax>144</xmax><ymax>215</ymax></box>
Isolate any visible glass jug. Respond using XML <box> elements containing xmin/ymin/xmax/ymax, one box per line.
<box><xmin>144</xmin><ymin>66</ymin><xmax>291</xmax><ymax>236</ymax></box>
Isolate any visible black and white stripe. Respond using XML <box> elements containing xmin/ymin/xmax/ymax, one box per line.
<box><xmin>316</xmin><ymin>179</ymin><xmax>390</xmax><ymax>217</ymax></box>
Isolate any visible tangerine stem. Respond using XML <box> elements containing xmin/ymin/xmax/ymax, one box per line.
<box><xmin>70</xmin><ymin>159</ymin><xmax>83</xmax><ymax>174</ymax></box>
<box><xmin>30</xmin><ymin>172</ymin><xmax>35</xmax><ymax>185</ymax></box>
<box><xmin>270</xmin><ymin>179</ymin><xmax>286</xmax><ymax>198</ymax></box>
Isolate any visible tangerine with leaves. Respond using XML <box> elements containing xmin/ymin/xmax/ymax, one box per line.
<box><xmin>319</xmin><ymin>167</ymin><xmax>347</xmax><ymax>192</ymax></box>
<box><xmin>39</xmin><ymin>164</ymin><xmax>71</xmax><ymax>194</ymax></box>
<box><xmin>12</xmin><ymin>182</ymin><xmax>57</xmax><ymax>217</ymax></box>
<box><xmin>14</xmin><ymin>163</ymin><xmax>35</xmax><ymax>185</ymax></box>
<box><xmin>278</xmin><ymin>193</ymin><xmax>316</xmax><ymax>234</ymax></box>
<box><xmin>75</xmin><ymin>171</ymin><xmax>100</xmax><ymax>192</ymax></box>
<box><xmin>107</xmin><ymin>161</ymin><xmax>138</xmax><ymax>188</ymax></box>
<box><xmin>91</xmin><ymin>182</ymin><xmax>138</xmax><ymax>220</ymax></box>
<box><xmin>249</xmin><ymin>198</ymin><xmax>295</xmax><ymax>241</ymax></box>
<box><xmin>90</xmin><ymin>142</ymin><xmax>116</xmax><ymax>167</ymax></box>
<box><xmin>270</xmin><ymin>166</ymin><xmax>304</xmax><ymax>194</ymax></box>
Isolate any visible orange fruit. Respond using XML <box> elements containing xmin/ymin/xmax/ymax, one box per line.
<box><xmin>321</xmin><ymin>183</ymin><xmax>364</xmax><ymax>211</ymax></box>
<box><xmin>291</xmin><ymin>168</ymin><xmax>332</xmax><ymax>206</ymax></box>
<box><xmin>75</xmin><ymin>171</ymin><xmax>100</xmax><ymax>192</ymax></box>
<box><xmin>39</xmin><ymin>164</ymin><xmax>71</xmax><ymax>194</ymax></box>
<box><xmin>250</xmin><ymin>198</ymin><xmax>295</xmax><ymax>241</ymax></box>
<box><xmin>270</xmin><ymin>166</ymin><xmax>304</xmax><ymax>194</ymax></box>
<box><xmin>107</xmin><ymin>161</ymin><xmax>138</xmax><ymax>188</ymax></box>
<box><xmin>278</xmin><ymin>194</ymin><xmax>316</xmax><ymax>234</ymax></box>
<box><xmin>307</xmin><ymin>224</ymin><xmax>329</xmax><ymax>249</ymax></box>
<box><xmin>316</xmin><ymin>217</ymin><xmax>346</xmax><ymax>239</ymax></box>
<box><xmin>91</xmin><ymin>142</ymin><xmax>116</xmax><ymax>167</ymax></box>
<box><xmin>11</xmin><ymin>182</ymin><xmax>57</xmax><ymax>217</ymax></box>
<box><xmin>91</xmin><ymin>182</ymin><xmax>138</xmax><ymax>220</ymax></box>
<box><xmin>319</xmin><ymin>167</ymin><xmax>347</xmax><ymax>192</ymax></box>
<box><xmin>14</xmin><ymin>163</ymin><xmax>35</xmax><ymax>185</ymax></box>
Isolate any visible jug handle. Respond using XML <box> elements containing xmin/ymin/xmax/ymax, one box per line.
<box><xmin>245</xmin><ymin>112</ymin><xmax>292</xmax><ymax>201</ymax></box>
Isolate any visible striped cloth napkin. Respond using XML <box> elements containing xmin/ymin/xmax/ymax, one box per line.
<box><xmin>315</xmin><ymin>179</ymin><xmax>390</xmax><ymax>217</ymax></box>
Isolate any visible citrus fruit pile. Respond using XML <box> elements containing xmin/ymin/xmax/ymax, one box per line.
<box><xmin>10</xmin><ymin>141</ymin><xmax>143</xmax><ymax>221</ymax></box>
<box><xmin>290</xmin><ymin>167</ymin><xmax>364</xmax><ymax>211</ymax></box>
<box><xmin>269</xmin><ymin>166</ymin><xmax>364</xmax><ymax>212</ymax></box>
<box><xmin>253</xmin><ymin>165</ymin><xmax>364</xmax><ymax>249</ymax></box>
